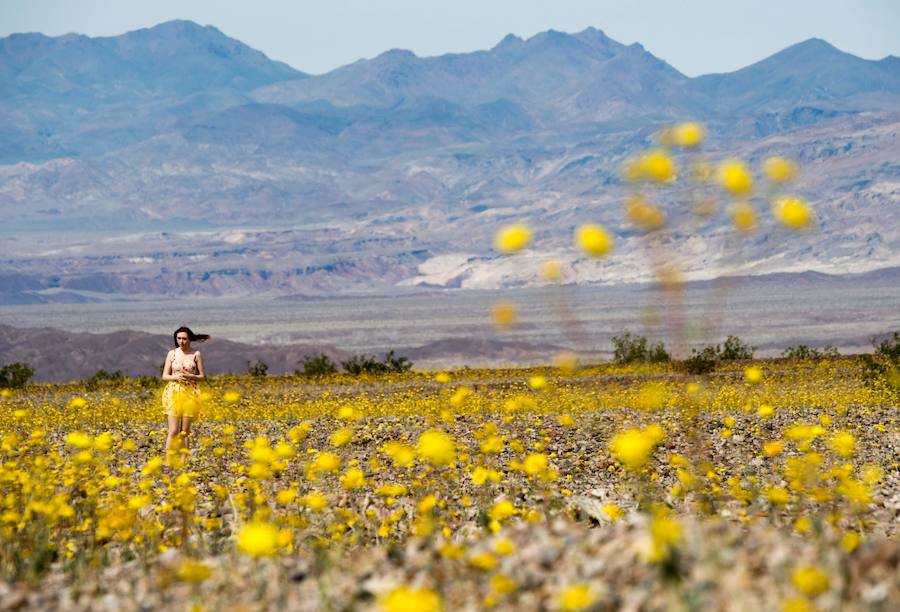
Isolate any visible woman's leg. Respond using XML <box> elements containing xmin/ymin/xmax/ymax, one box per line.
<box><xmin>180</xmin><ymin>416</ymin><xmax>194</xmax><ymax>449</ymax></box>
<box><xmin>165</xmin><ymin>414</ymin><xmax>182</xmax><ymax>458</ymax></box>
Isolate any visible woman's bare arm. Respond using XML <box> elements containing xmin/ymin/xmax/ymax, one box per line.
<box><xmin>194</xmin><ymin>351</ymin><xmax>206</xmax><ymax>380</ymax></box>
<box><xmin>161</xmin><ymin>350</ymin><xmax>179</xmax><ymax>381</ymax></box>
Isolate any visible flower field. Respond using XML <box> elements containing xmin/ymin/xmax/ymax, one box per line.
<box><xmin>3</xmin><ymin>124</ymin><xmax>898</xmax><ymax>610</ymax></box>
<box><xmin>1</xmin><ymin>357</ymin><xmax>898</xmax><ymax>611</ymax></box>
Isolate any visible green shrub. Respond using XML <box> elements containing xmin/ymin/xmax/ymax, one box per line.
<box><xmin>134</xmin><ymin>376</ymin><xmax>159</xmax><ymax>389</ymax></box>
<box><xmin>297</xmin><ymin>354</ymin><xmax>338</xmax><ymax>377</ymax></box>
<box><xmin>612</xmin><ymin>332</ymin><xmax>670</xmax><ymax>364</ymax></box>
<box><xmin>85</xmin><ymin>369</ymin><xmax>124</xmax><ymax>391</ymax></box>
<box><xmin>247</xmin><ymin>360</ymin><xmax>269</xmax><ymax>378</ymax></box>
<box><xmin>383</xmin><ymin>350</ymin><xmax>413</xmax><ymax>373</ymax></box>
<box><xmin>720</xmin><ymin>335</ymin><xmax>754</xmax><ymax>360</ymax></box>
<box><xmin>0</xmin><ymin>362</ymin><xmax>34</xmax><ymax>389</ymax></box>
<box><xmin>781</xmin><ymin>344</ymin><xmax>839</xmax><ymax>360</ymax></box>
<box><xmin>647</xmin><ymin>342</ymin><xmax>671</xmax><ymax>363</ymax></box>
<box><xmin>861</xmin><ymin>332</ymin><xmax>900</xmax><ymax>394</ymax></box>
<box><xmin>684</xmin><ymin>346</ymin><xmax>719</xmax><ymax>375</ymax></box>
<box><xmin>341</xmin><ymin>355</ymin><xmax>387</xmax><ymax>376</ymax></box>
<box><xmin>341</xmin><ymin>351</ymin><xmax>414</xmax><ymax>376</ymax></box>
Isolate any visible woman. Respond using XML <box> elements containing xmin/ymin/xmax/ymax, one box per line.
<box><xmin>161</xmin><ymin>326</ymin><xmax>209</xmax><ymax>457</ymax></box>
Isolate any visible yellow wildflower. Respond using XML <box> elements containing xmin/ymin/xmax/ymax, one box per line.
<box><xmin>828</xmin><ymin>431</ymin><xmax>856</xmax><ymax>458</ymax></box>
<box><xmin>602</xmin><ymin>504</ymin><xmax>624</xmax><ymax>522</ymax></box>
<box><xmin>625</xmin><ymin>195</ymin><xmax>666</xmax><ymax>231</ymax></box>
<box><xmin>301</xmin><ymin>491</ymin><xmax>328</xmax><ymax>512</ymax></box>
<box><xmin>65</xmin><ymin>431</ymin><xmax>92</xmax><ymax>449</ymax></box>
<box><xmin>311</xmin><ymin>452</ymin><xmax>341</xmax><ymax>474</ymax></box>
<box><xmin>381</xmin><ymin>586</ymin><xmax>442</xmax><ymax>612</ymax></box>
<box><xmin>330</xmin><ymin>427</ymin><xmax>354</xmax><ymax>448</ymax></box>
<box><xmin>672</xmin><ymin>121</ymin><xmax>705</xmax><ymax>148</ymax></box>
<box><xmin>609</xmin><ymin>425</ymin><xmax>665</xmax><ymax>470</ymax></box>
<box><xmin>494</xmin><ymin>222</ymin><xmax>532</xmax><ymax>253</ymax></box>
<box><xmin>791</xmin><ymin>565</ymin><xmax>829</xmax><ymax>597</ymax></box>
<box><xmin>528</xmin><ymin>375</ymin><xmax>548</xmax><ymax>390</ymax></box>
<box><xmin>718</xmin><ymin>159</ymin><xmax>754</xmax><ymax>196</ymax></box>
<box><xmin>416</xmin><ymin>430</ymin><xmax>456</xmax><ymax>466</ymax></box>
<box><xmin>489</xmin><ymin>500</ymin><xmax>516</xmax><ymax>522</ymax></box>
<box><xmin>730</xmin><ymin>202</ymin><xmax>757</xmax><ymax>233</ymax></box>
<box><xmin>744</xmin><ymin>366</ymin><xmax>763</xmax><ymax>383</ymax></box>
<box><xmin>236</xmin><ymin>522</ymin><xmax>280</xmax><ymax>557</ymax></box>
<box><xmin>558</xmin><ymin>583</ymin><xmax>596</xmax><ymax>611</ymax></box>
<box><xmin>491</xmin><ymin>301</ymin><xmax>518</xmax><ymax>330</ymax></box>
<box><xmin>340</xmin><ymin>467</ymin><xmax>366</xmax><ymax>490</ymax></box>
<box><xmin>176</xmin><ymin>559</ymin><xmax>213</xmax><ymax>583</ymax></box>
<box><xmin>763</xmin><ymin>156</ymin><xmax>798</xmax><ymax>183</ymax></box>
<box><xmin>541</xmin><ymin>259</ymin><xmax>564</xmax><ymax>281</ymax></box>
<box><xmin>574</xmin><ymin>223</ymin><xmax>614</xmax><ymax>257</ymax></box>
<box><xmin>772</xmin><ymin>196</ymin><xmax>813</xmax><ymax>230</ymax></box>
<box><xmin>522</xmin><ymin>453</ymin><xmax>548</xmax><ymax>476</ymax></box>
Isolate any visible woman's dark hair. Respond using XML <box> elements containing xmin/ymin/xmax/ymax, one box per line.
<box><xmin>173</xmin><ymin>326</ymin><xmax>211</xmax><ymax>347</ymax></box>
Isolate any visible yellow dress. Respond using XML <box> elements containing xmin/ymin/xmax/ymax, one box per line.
<box><xmin>162</xmin><ymin>349</ymin><xmax>202</xmax><ymax>417</ymax></box>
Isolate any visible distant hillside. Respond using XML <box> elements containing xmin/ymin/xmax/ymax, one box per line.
<box><xmin>0</xmin><ymin>325</ymin><xmax>348</xmax><ymax>382</ymax></box>
<box><xmin>0</xmin><ymin>325</ymin><xmax>565</xmax><ymax>382</ymax></box>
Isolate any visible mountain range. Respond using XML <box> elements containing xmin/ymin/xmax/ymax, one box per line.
<box><xmin>1</xmin><ymin>20</ymin><xmax>898</xmax><ymax>302</ymax></box>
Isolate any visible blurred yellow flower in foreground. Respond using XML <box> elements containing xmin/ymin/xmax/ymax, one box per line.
<box><xmin>416</xmin><ymin>430</ymin><xmax>456</xmax><ymax>466</ymax></box>
<box><xmin>840</xmin><ymin>531</ymin><xmax>861</xmax><ymax>553</ymax></box>
<box><xmin>330</xmin><ymin>426</ymin><xmax>354</xmax><ymax>447</ymax></box>
<box><xmin>829</xmin><ymin>431</ymin><xmax>856</xmax><ymax>458</ymax></box>
<box><xmin>311</xmin><ymin>452</ymin><xmax>341</xmax><ymax>474</ymax></box>
<box><xmin>68</xmin><ymin>397</ymin><xmax>87</xmax><ymax>410</ymax></box>
<box><xmin>541</xmin><ymin>259</ymin><xmax>564</xmax><ymax>281</ymax></box>
<box><xmin>381</xmin><ymin>586</ymin><xmax>442</xmax><ymax>612</ymax></box>
<box><xmin>491</xmin><ymin>301</ymin><xmax>518</xmax><ymax>330</ymax></box>
<box><xmin>623</xmin><ymin>149</ymin><xmax>676</xmax><ymax>183</ymax></box>
<box><xmin>647</xmin><ymin>510</ymin><xmax>684</xmax><ymax>562</ymax></box>
<box><xmin>772</xmin><ymin>196</ymin><xmax>813</xmax><ymax>230</ymax></box>
<box><xmin>744</xmin><ymin>366</ymin><xmax>763</xmax><ymax>384</ymax></box>
<box><xmin>176</xmin><ymin>559</ymin><xmax>213</xmax><ymax>583</ymax></box>
<box><xmin>65</xmin><ymin>431</ymin><xmax>92</xmax><ymax>449</ymax></box>
<box><xmin>489</xmin><ymin>499</ymin><xmax>516</xmax><ymax>521</ymax></box>
<box><xmin>610</xmin><ymin>424</ymin><xmax>665</xmax><ymax>470</ymax></box>
<box><xmin>554</xmin><ymin>351</ymin><xmax>580</xmax><ymax>374</ymax></box>
<box><xmin>791</xmin><ymin>565</ymin><xmax>830</xmax><ymax>597</ymax></box>
<box><xmin>528</xmin><ymin>375</ymin><xmax>548</xmax><ymax>390</ymax></box>
<box><xmin>672</xmin><ymin>121</ymin><xmax>705</xmax><ymax>149</ymax></box>
<box><xmin>625</xmin><ymin>195</ymin><xmax>666</xmax><ymax>231</ymax></box>
<box><xmin>603</xmin><ymin>504</ymin><xmax>624</xmax><ymax>522</ymax></box>
<box><xmin>237</xmin><ymin>522</ymin><xmax>280</xmax><ymax>557</ymax></box>
<box><xmin>763</xmin><ymin>156</ymin><xmax>798</xmax><ymax>183</ymax></box>
<box><xmin>718</xmin><ymin>159</ymin><xmax>754</xmax><ymax>196</ymax></box>
<box><xmin>522</xmin><ymin>453</ymin><xmax>548</xmax><ymax>475</ymax></box>
<box><xmin>383</xmin><ymin>441</ymin><xmax>415</xmax><ymax>467</ymax></box>
<box><xmin>558</xmin><ymin>583</ymin><xmax>596</xmax><ymax>611</ymax></box>
<box><xmin>730</xmin><ymin>202</ymin><xmax>758</xmax><ymax>233</ymax></box>
<box><xmin>574</xmin><ymin>223</ymin><xmax>614</xmax><ymax>257</ymax></box>
<box><xmin>301</xmin><ymin>491</ymin><xmax>328</xmax><ymax>512</ymax></box>
<box><xmin>494</xmin><ymin>222</ymin><xmax>532</xmax><ymax>253</ymax></box>
<box><xmin>340</xmin><ymin>467</ymin><xmax>366</xmax><ymax>490</ymax></box>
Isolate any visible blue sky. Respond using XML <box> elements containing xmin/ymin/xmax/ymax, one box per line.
<box><xmin>2</xmin><ymin>0</ymin><xmax>898</xmax><ymax>76</ymax></box>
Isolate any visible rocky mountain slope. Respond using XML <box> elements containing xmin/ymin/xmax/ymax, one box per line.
<box><xmin>0</xmin><ymin>21</ymin><xmax>897</xmax><ymax>302</ymax></box>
